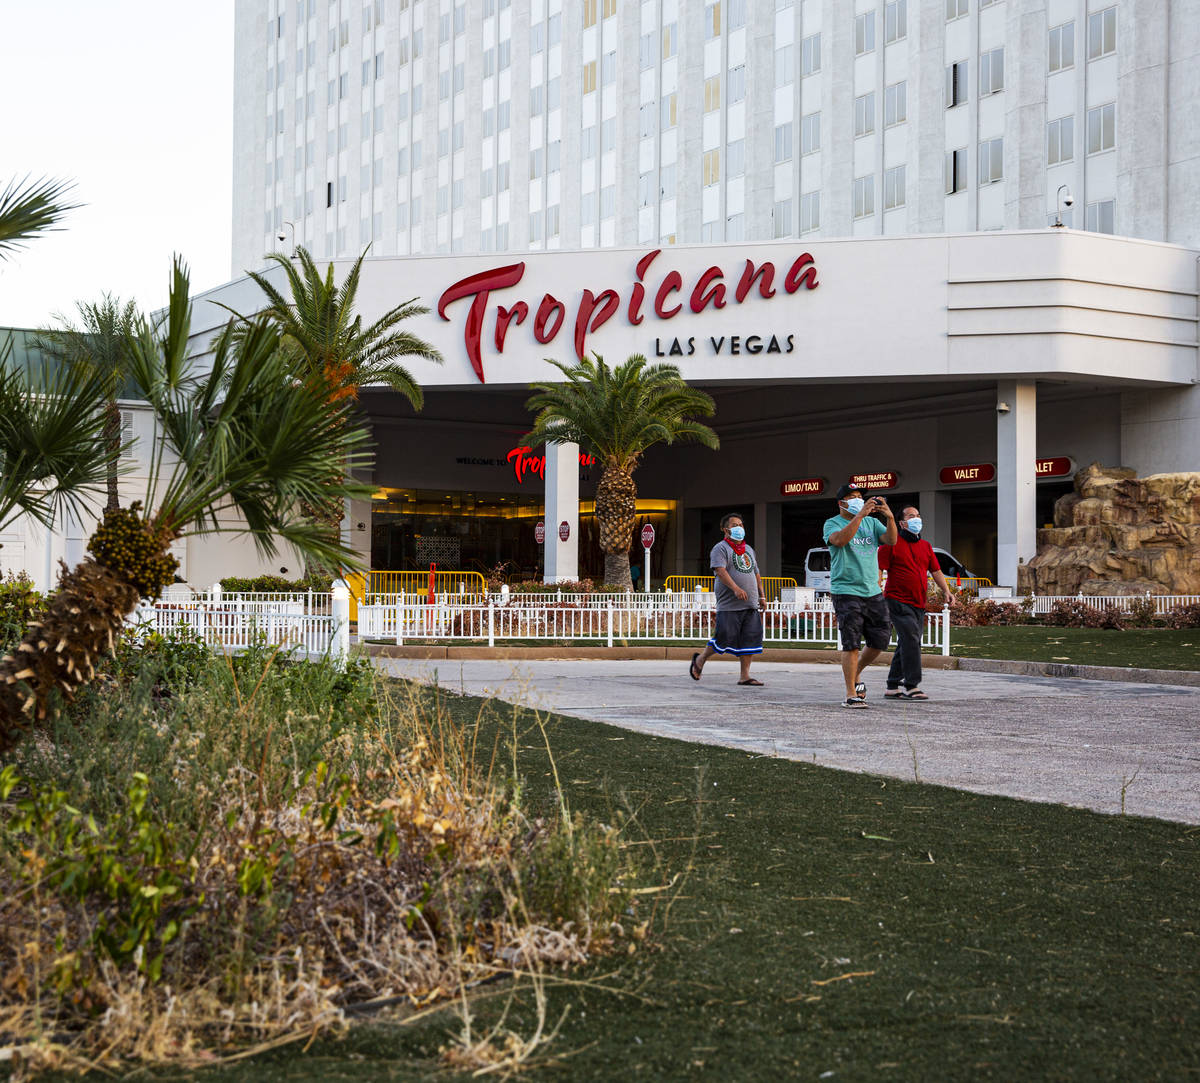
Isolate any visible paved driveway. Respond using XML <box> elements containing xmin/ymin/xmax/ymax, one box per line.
<box><xmin>375</xmin><ymin>656</ymin><xmax>1200</xmax><ymax>825</ymax></box>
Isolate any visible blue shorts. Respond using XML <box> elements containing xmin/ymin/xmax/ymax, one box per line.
<box><xmin>708</xmin><ymin>609</ymin><xmax>763</xmax><ymax>655</ymax></box>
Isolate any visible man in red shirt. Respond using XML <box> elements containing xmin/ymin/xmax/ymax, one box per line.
<box><xmin>877</xmin><ymin>505</ymin><xmax>955</xmax><ymax>700</ymax></box>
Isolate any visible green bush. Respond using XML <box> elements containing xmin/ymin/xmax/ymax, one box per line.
<box><xmin>219</xmin><ymin>572</ymin><xmax>333</xmax><ymax>593</ymax></box>
<box><xmin>0</xmin><ymin>570</ymin><xmax>42</xmax><ymax>653</ymax></box>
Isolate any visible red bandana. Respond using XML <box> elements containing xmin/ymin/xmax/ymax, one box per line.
<box><xmin>726</xmin><ymin>538</ymin><xmax>747</xmax><ymax>556</ymax></box>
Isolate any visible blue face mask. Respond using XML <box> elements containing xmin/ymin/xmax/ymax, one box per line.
<box><xmin>906</xmin><ymin>517</ymin><xmax>923</xmax><ymax>534</ymax></box>
<box><xmin>844</xmin><ymin>497</ymin><xmax>865</xmax><ymax>515</ymax></box>
<box><xmin>728</xmin><ymin>525</ymin><xmax>746</xmax><ymax>542</ymax></box>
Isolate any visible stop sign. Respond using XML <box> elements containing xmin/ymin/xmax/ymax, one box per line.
<box><xmin>558</xmin><ymin>520</ymin><xmax>570</xmax><ymax>542</ymax></box>
<box><xmin>534</xmin><ymin>521</ymin><xmax>545</xmax><ymax>544</ymax></box>
<box><xmin>641</xmin><ymin>523</ymin><xmax>656</xmax><ymax>548</ymax></box>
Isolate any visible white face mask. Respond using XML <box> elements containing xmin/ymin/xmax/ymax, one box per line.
<box><xmin>728</xmin><ymin>525</ymin><xmax>745</xmax><ymax>542</ymax></box>
<box><xmin>906</xmin><ymin>517</ymin><xmax>923</xmax><ymax>534</ymax></box>
<box><xmin>844</xmin><ymin>497</ymin><xmax>865</xmax><ymax>515</ymax></box>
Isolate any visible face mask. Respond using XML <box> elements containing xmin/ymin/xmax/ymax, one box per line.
<box><xmin>844</xmin><ymin>497</ymin><xmax>865</xmax><ymax>515</ymax></box>
<box><xmin>906</xmin><ymin>517</ymin><xmax>923</xmax><ymax>534</ymax></box>
<box><xmin>728</xmin><ymin>525</ymin><xmax>745</xmax><ymax>542</ymax></box>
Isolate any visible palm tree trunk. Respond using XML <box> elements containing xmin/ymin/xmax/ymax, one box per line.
<box><xmin>595</xmin><ymin>464</ymin><xmax>636</xmax><ymax>591</ymax></box>
<box><xmin>103</xmin><ymin>398</ymin><xmax>122</xmax><ymax>511</ymax></box>
<box><xmin>0</xmin><ymin>558</ymin><xmax>140</xmax><ymax>753</ymax></box>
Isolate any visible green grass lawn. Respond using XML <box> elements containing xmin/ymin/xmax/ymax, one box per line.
<box><xmin>202</xmin><ymin>685</ymin><xmax>1200</xmax><ymax>1082</ymax></box>
<box><xmin>951</xmin><ymin>626</ymin><xmax>1200</xmax><ymax>671</ymax></box>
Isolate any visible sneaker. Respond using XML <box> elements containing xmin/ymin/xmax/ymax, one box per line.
<box><xmin>841</xmin><ymin>697</ymin><xmax>870</xmax><ymax>709</ymax></box>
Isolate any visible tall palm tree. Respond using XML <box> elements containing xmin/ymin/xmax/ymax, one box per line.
<box><xmin>0</xmin><ymin>175</ymin><xmax>78</xmax><ymax>258</ymax></box>
<box><xmin>0</xmin><ymin>258</ymin><xmax>374</xmax><ymax>753</ymax></box>
<box><xmin>524</xmin><ymin>354</ymin><xmax>719</xmax><ymax>590</ymax></box>
<box><xmin>36</xmin><ymin>295</ymin><xmax>140</xmax><ymax>511</ymax></box>
<box><xmin>236</xmin><ymin>245</ymin><xmax>443</xmax><ymax>541</ymax></box>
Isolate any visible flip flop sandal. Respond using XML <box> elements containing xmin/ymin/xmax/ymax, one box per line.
<box><xmin>884</xmin><ymin>690</ymin><xmax>904</xmax><ymax>699</ymax></box>
<box><xmin>737</xmin><ymin>678</ymin><xmax>764</xmax><ymax>686</ymax></box>
<box><xmin>841</xmin><ymin>697</ymin><xmax>869</xmax><ymax>709</ymax></box>
<box><xmin>689</xmin><ymin>652</ymin><xmax>702</xmax><ymax>681</ymax></box>
<box><xmin>854</xmin><ymin>682</ymin><xmax>867</xmax><ymax>700</ymax></box>
<box><xmin>903</xmin><ymin>689</ymin><xmax>929</xmax><ymax>700</ymax></box>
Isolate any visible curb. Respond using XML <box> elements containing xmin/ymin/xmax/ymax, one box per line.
<box><xmin>361</xmin><ymin>643</ymin><xmax>1200</xmax><ymax>687</ymax></box>
<box><xmin>952</xmin><ymin>657</ymin><xmax>1200</xmax><ymax>688</ymax></box>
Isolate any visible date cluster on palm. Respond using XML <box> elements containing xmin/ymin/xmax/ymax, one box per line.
<box><xmin>0</xmin><ymin>504</ymin><xmax>171</xmax><ymax>753</ymax></box>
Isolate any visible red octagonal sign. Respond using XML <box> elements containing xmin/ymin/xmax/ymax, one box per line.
<box><xmin>641</xmin><ymin>523</ymin><xmax>656</xmax><ymax>548</ymax></box>
<box><xmin>558</xmin><ymin>520</ymin><xmax>570</xmax><ymax>542</ymax></box>
<box><xmin>534</xmin><ymin>521</ymin><xmax>545</xmax><ymax>544</ymax></box>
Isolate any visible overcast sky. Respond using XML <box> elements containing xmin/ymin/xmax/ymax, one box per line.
<box><xmin>0</xmin><ymin>0</ymin><xmax>235</xmax><ymax>329</ymax></box>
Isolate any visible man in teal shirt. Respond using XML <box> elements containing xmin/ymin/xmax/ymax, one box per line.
<box><xmin>823</xmin><ymin>483</ymin><xmax>898</xmax><ymax>708</ymax></box>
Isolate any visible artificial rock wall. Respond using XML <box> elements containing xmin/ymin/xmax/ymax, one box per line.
<box><xmin>1018</xmin><ymin>463</ymin><xmax>1200</xmax><ymax>596</ymax></box>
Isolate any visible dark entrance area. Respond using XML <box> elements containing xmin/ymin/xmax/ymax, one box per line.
<box><xmin>781</xmin><ymin>499</ymin><xmax>833</xmax><ymax>582</ymax></box>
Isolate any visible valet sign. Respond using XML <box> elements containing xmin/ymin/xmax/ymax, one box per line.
<box><xmin>436</xmin><ymin>247</ymin><xmax>820</xmax><ymax>383</ymax></box>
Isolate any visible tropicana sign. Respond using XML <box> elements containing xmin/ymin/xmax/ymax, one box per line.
<box><xmin>436</xmin><ymin>247</ymin><xmax>821</xmax><ymax>383</ymax></box>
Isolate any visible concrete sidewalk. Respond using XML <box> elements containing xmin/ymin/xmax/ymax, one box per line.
<box><xmin>373</xmin><ymin>655</ymin><xmax>1200</xmax><ymax>825</ymax></box>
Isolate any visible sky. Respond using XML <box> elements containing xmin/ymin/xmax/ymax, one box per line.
<box><xmin>0</xmin><ymin>0</ymin><xmax>235</xmax><ymax>329</ymax></box>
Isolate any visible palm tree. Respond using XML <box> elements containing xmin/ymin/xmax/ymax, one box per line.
<box><xmin>236</xmin><ymin>245</ymin><xmax>443</xmax><ymax>541</ymax></box>
<box><xmin>0</xmin><ymin>258</ymin><xmax>374</xmax><ymax>753</ymax></box>
<box><xmin>0</xmin><ymin>174</ymin><xmax>114</xmax><ymax>533</ymax></box>
<box><xmin>36</xmin><ymin>295</ymin><xmax>140</xmax><ymax>511</ymax></box>
<box><xmin>0</xmin><ymin>175</ymin><xmax>78</xmax><ymax>258</ymax></box>
<box><xmin>524</xmin><ymin>354</ymin><xmax>719</xmax><ymax>590</ymax></box>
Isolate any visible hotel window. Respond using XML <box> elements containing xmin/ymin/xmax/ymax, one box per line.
<box><xmin>661</xmin><ymin>93</ymin><xmax>677</xmax><ymax>129</ymax></box>
<box><xmin>728</xmin><ymin>65</ymin><xmax>746</xmax><ymax>102</ymax></box>
<box><xmin>945</xmin><ymin>147</ymin><xmax>967</xmax><ymax>193</ymax></box>
<box><xmin>946</xmin><ymin>0</ymin><xmax>967</xmax><ymax>19</ymax></box>
<box><xmin>1087</xmin><ymin>7</ymin><xmax>1116</xmax><ymax>60</ymax></box>
<box><xmin>774</xmin><ymin>199</ymin><xmax>793</xmax><ymax>239</ymax></box>
<box><xmin>601</xmin><ymin>52</ymin><xmax>616</xmax><ymax>85</ymax></box>
<box><xmin>498</xmin><ymin>100</ymin><xmax>510</xmax><ymax>129</ymax></box>
<box><xmin>640</xmin><ymin>32</ymin><xmax>655</xmax><ymax>69</ymax></box>
<box><xmin>639</xmin><ymin>102</ymin><xmax>656</xmax><ymax>137</ymax></box>
<box><xmin>853</xmin><ymin>175</ymin><xmax>874</xmax><ymax>219</ymax></box>
<box><xmin>855</xmin><ymin>12</ymin><xmax>875</xmax><ymax>55</ymax></box>
<box><xmin>801</xmin><ymin>111</ymin><xmax>820</xmax><ymax>154</ymax></box>
<box><xmin>979</xmin><ymin>136</ymin><xmax>1003</xmax><ymax>183</ymax></box>
<box><xmin>453</xmin><ymin>1</ymin><xmax>465</xmax><ymax>33</ymax></box>
<box><xmin>1086</xmin><ymin>199</ymin><xmax>1114</xmax><ymax>234</ymax></box>
<box><xmin>452</xmin><ymin>179</ymin><xmax>464</xmax><ymax>208</ymax></box>
<box><xmin>529</xmin><ymin>212</ymin><xmax>543</xmax><ymax>243</ymax></box>
<box><xmin>706</xmin><ymin>0</ymin><xmax>721</xmax><ymax>37</ymax></box>
<box><xmin>547</xmin><ymin>204</ymin><xmax>560</xmax><ymax>237</ymax></box>
<box><xmin>884</xmin><ymin>82</ymin><xmax>906</xmax><ymax>127</ymax></box>
<box><xmin>412</xmin><ymin>85</ymin><xmax>423</xmax><ymax>112</ymax></box>
<box><xmin>549</xmin><ymin>14</ymin><xmax>562</xmax><ymax>44</ymax></box>
<box><xmin>979</xmin><ymin>47</ymin><xmax>1004</xmax><ymax>95</ymax></box>
<box><xmin>438</xmin><ymin>128</ymin><xmax>449</xmax><ymax>157</ymax></box>
<box><xmin>663</xmin><ymin>22</ymin><xmax>677</xmax><ymax>58</ymax></box>
<box><xmin>885</xmin><ymin>0</ymin><xmax>906</xmax><ymax>43</ymax></box>
<box><xmin>600</xmin><ymin>185</ymin><xmax>615</xmax><ymax>218</ymax></box>
<box><xmin>1087</xmin><ymin>103</ymin><xmax>1115</xmax><ymax>153</ymax></box>
<box><xmin>530</xmin><ymin>148</ymin><xmax>544</xmax><ymax>180</ymax></box>
<box><xmin>412</xmin><ymin>140</ymin><xmax>422</xmax><ymax>167</ymax></box>
<box><xmin>801</xmin><ymin>32</ymin><xmax>820</xmax><ymax>76</ymax></box>
<box><xmin>581</xmin><ymin>125</ymin><xmax>597</xmax><ymax>157</ymax></box>
<box><xmin>800</xmin><ymin>190</ymin><xmax>820</xmax><ymax>232</ymax></box>
<box><xmin>583</xmin><ymin>60</ymin><xmax>597</xmax><ymax>94</ymax></box>
<box><xmin>775</xmin><ymin>45</ymin><xmax>793</xmax><ymax>87</ymax></box>
<box><xmin>438</xmin><ymin>11</ymin><xmax>450</xmax><ymax>42</ymax></box>
<box><xmin>583</xmin><ymin>0</ymin><xmax>597</xmax><ymax>27</ymax></box>
<box><xmin>660</xmin><ymin>162</ymin><xmax>676</xmax><ymax>197</ymax></box>
<box><xmin>601</xmin><ymin>118</ymin><xmax>616</xmax><ymax>152</ymax></box>
<box><xmin>704</xmin><ymin>76</ymin><xmax>721</xmax><ymax>112</ymax></box>
<box><xmin>854</xmin><ymin>92</ymin><xmax>875</xmax><ymax>138</ymax></box>
<box><xmin>1048</xmin><ymin>21</ymin><xmax>1074</xmax><ymax>71</ymax></box>
<box><xmin>548</xmin><ymin>140</ymin><xmax>561</xmax><ymax>173</ymax></box>
<box><xmin>639</xmin><ymin>172</ymin><xmax>655</xmax><ymax>206</ymax></box>
<box><xmin>884</xmin><ymin>164</ymin><xmax>905</xmax><ymax>209</ymax></box>
<box><xmin>531</xmin><ymin>21</ymin><xmax>544</xmax><ymax>52</ymax></box>
<box><xmin>481</xmin><ymin>46</ymin><xmax>494</xmax><ymax>76</ymax></box>
<box><xmin>774</xmin><ymin>122</ymin><xmax>793</xmax><ymax>163</ymax></box>
<box><xmin>453</xmin><ymin>121</ymin><xmax>464</xmax><ymax>151</ymax></box>
<box><xmin>498</xmin><ymin>40</ymin><xmax>510</xmax><ymax>69</ymax></box>
<box><xmin>602</xmin><ymin>0</ymin><xmax>616</xmax><ymax>17</ymax></box>
<box><xmin>727</xmin><ymin>0</ymin><xmax>745</xmax><ymax>30</ymax></box>
<box><xmin>482</xmin><ymin>107</ymin><xmax>494</xmax><ymax>136</ymax></box>
<box><xmin>702</xmin><ymin>149</ymin><xmax>720</xmax><ymax>186</ymax></box>
<box><xmin>1047</xmin><ymin>116</ymin><xmax>1073</xmax><ymax>165</ymax></box>
<box><xmin>497</xmin><ymin>162</ymin><xmax>510</xmax><ymax>190</ymax></box>
<box><xmin>946</xmin><ymin>60</ymin><xmax>968</xmax><ymax>108</ymax></box>
<box><xmin>481</xmin><ymin>168</ymin><xmax>493</xmax><ymax>195</ymax></box>
<box><xmin>531</xmin><ymin>85</ymin><xmax>544</xmax><ymax>115</ymax></box>
<box><xmin>454</xmin><ymin>62</ymin><xmax>465</xmax><ymax>94</ymax></box>
<box><xmin>727</xmin><ymin>138</ymin><xmax>745</xmax><ymax>177</ymax></box>
<box><xmin>439</xmin><ymin>70</ymin><xmax>450</xmax><ymax>100</ymax></box>
<box><xmin>726</xmin><ymin>213</ymin><xmax>744</xmax><ymax>241</ymax></box>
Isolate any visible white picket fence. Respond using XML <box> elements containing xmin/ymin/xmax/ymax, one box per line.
<box><xmin>358</xmin><ymin>600</ymin><xmax>953</xmax><ymax>655</ymax></box>
<box><xmin>1027</xmin><ymin>593</ymin><xmax>1200</xmax><ymax>615</ymax></box>
<box><xmin>128</xmin><ymin>585</ymin><xmax>350</xmax><ymax>665</ymax></box>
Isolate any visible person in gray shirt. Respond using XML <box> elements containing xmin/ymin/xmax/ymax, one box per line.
<box><xmin>689</xmin><ymin>512</ymin><xmax>767</xmax><ymax>686</ymax></box>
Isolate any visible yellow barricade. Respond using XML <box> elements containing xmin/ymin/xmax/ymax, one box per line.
<box><xmin>664</xmin><ymin>575</ymin><xmax>798</xmax><ymax>602</ymax></box>
<box><xmin>367</xmin><ymin>569</ymin><xmax>487</xmax><ymax>598</ymax></box>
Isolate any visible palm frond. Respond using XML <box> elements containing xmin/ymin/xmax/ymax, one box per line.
<box><xmin>0</xmin><ymin>176</ymin><xmax>79</xmax><ymax>259</ymax></box>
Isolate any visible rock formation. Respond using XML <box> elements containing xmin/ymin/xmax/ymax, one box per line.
<box><xmin>1018</xmin><ymin>463</ymin><xmax>1200</xmax><ymax>596</ymax></box>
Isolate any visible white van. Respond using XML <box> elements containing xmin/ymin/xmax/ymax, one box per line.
<box><xmin>803</xmin><ymin>545</ymin><xmax>976</xmax><ymax>593</ymax></box>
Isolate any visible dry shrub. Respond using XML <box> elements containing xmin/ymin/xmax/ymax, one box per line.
<box><xmin>1044</xmin><ymin>599</ymin><xmax>1129</xmax><ymax>629</ymax></box>
<box><xmin>0</xmin><ymin>640</ymin><xmax>631</xmax><ymax>1077</ymax></box>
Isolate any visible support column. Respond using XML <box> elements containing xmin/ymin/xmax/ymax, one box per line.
<box><xmin>918</xmin><ymin>490</ymin><xmax>952</xmax><ymax>552</ymax></box>
<box><xmin>543</xmin><ymin>441</ymin><xmax>579</xmax><ymax>583</ymax></box>
<box><xmin>995</xmin><ymin>380</ymin><xmax>1037</xmax><ymax>587</ymax></box>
